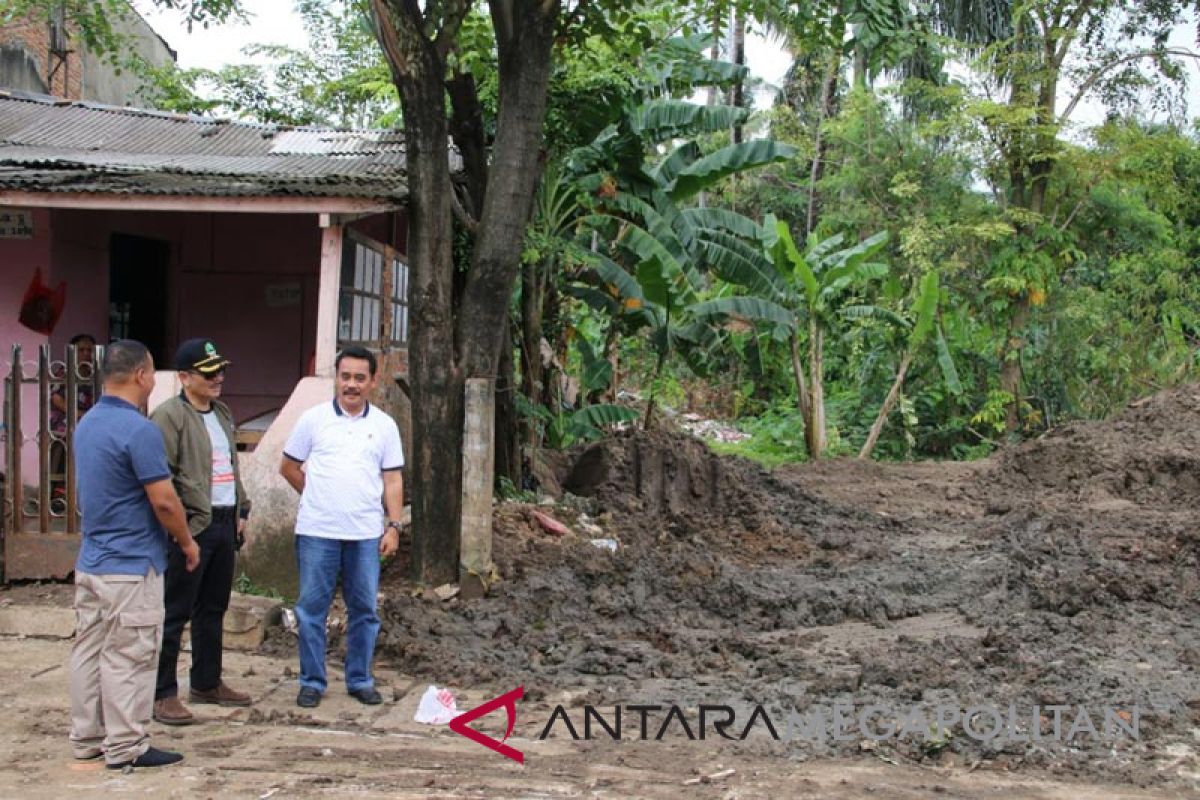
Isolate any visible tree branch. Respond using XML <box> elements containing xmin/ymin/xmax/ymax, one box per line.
<box><xmin>451</xmin><ymin>184</ymin><xmax>479</xmax><ymax>232</ymax></box>
<box><xmin>1059</xmin><ymin>47</ymin><xmax>1200</xmax><ymax>123</ymax></box>
<box><xmin>1030</xmin><ymin>177</ymin><xmax>1099</xmax><ymax>255</ymax></box>
<box><xmin>491</xmin><ymin>0</ymin><xmax>515</xmax><ymax>45</ymax></box>
<box><xmin>1055</xmin><ymin>194</ymin><xmax>1087</xmax><ymax>234</ymax></box>
<box><xmin>558</xmin><ymin>0</ymin><xmax>590</xmax><ymax>31</ymax></box>
<box><xmin>433</xmin><ymin>0</ymin><xmax>472</xmax><ymax>62</ymax></box>
<box><xmin>370</xmin><ymin>0</ymin><xmax>415</xmax><ymax>78</ymax></box>
<box><xmin>1036</xmin><ymin>3</ymin><xmax>1052</xmax><ymax>37</ymax></box>
<box><xmin>446</xmin><ymin>70</ymin><xmax>488</xmax><ymax>212</ymax></box>
<box><xmin>1052</xmin><ymin>0</ymin><xmax>1096</xmax><ymax>70</ymax></box>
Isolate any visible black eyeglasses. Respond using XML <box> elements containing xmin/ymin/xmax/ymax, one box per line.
<box><xmin>190</xmin><ymin>368</ymin><xmax>226</xmax><ymax>380</ymax></box>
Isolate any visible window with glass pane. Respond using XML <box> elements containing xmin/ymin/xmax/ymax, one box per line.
<box><xmin>390</xmin><ymin>256</ymin><xmax>409</xmax><ymax>345</ymax></box>
<box><xmin>339</xmin><ymin>241</ymin><xmax>385</xmax><ymax>346</ymax></box>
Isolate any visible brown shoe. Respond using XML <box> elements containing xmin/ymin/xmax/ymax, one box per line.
<box><xmin>189</xmin><ymin>681</ymin><xmax>252</xmax><ymax>707</ymax></box>
<box><xmin>153</xmin><ymin>696</ymin><xmax>196</xmax><ymax>726</ymax></box>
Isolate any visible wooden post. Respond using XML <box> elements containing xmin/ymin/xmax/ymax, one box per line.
<box><xmin>380</xmin><ymin>244</ymin><xmax>396</xmax><ymax>350</ymax></box>
<box><xmin>460</xmin><ymin>378</ymin><xmax>495</xmax><ymax>599</ymax></box>
<box><xmin>315</xmin><ymin>220</ymin><xmax>343</xmax><ymax>378</ymax></box>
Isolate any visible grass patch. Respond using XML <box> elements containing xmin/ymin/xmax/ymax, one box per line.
<box><xmin>708</xmin><ymin>439</ymin><xmax>808</xmax><ymax>468</ymax></box>
<box><xmin>237</xmin><ymin>527</ymin><xmax>299</xmax><ymax>602</ymax></box>
<box><xmin>234</xmin><ymin>571</ymin><xmax>288</xmax><ymax>602</ymax></box>
<box><xmin>705</xmin><ymin>406</ymin><xmax>810</xmax><ymax>468</ymax></box>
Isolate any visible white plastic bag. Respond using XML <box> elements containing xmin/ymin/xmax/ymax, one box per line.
<box><xmin>413</xmin><ymin>685</ymin><xmax>459</xmax><ymax>725</ymax></box>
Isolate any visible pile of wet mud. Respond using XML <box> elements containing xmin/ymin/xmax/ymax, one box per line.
<box><xmin>985</xmin><ymin>382</ymin><xmax>1200</xmax><ymax>507</ymax></box>
<box><xmin>376</xmin><ymin>429</ymin><xmax>903</xmax><ymax>685</ymax></box>
<box><xmin>362</xmin><ymin>389</ymin><xmax>1200</xmax><ymax>784</ymax></box>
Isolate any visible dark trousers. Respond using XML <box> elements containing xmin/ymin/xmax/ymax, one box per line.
<box><xmin>155</xmin><ymin>507</ymin><xmax>237</xmax><ymax>700</ymax></box>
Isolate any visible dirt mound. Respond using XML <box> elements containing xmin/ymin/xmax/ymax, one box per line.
<box><xmin>377</xmin><ymin>430</ymin><xmax>917</xmax><ymax>686</ymax></box>
<box><xmin>367</xmin><ymin>389</ymin><xmax>1200</xmax><ymax>787</ymax></box>
<box><xmin>986</xmin><ymin>382</ymin><xmax>1200</xmax><ymax>506</ymax></box>
<box><xmin>558</xmin><ymin>428</ymin><xmax>835</xmax><ymax>562</ymax></box>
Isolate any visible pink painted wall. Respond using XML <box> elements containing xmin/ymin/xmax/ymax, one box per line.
<box><xmin>178</xmin><ymin>212</ymin><xmax>322</xmax><ymax>422</ymax></box>
<box><xmin>0</xmin><ymin>208</ymin><xmax>54</xmax><ymax>487</ymax></box>
<box><xmin>46</xmin><ymin>209</ymin><xmax>323</xmax><ymax>423</ymax></box>
<box><xmin>2</xmin><ymin>206</ymin><xmax>407</xmax><ymax>497</ymax></box>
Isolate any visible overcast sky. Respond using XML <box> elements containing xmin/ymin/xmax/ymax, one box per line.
<box><xmin>135</xmin><ymin>0</ymin><xmax>1197</xmax><ymax>128</ymax></box>
<box><xmin>134</xmin><ymin>0</ymin><xmax>794</xmax><ymax>108</ymax></box>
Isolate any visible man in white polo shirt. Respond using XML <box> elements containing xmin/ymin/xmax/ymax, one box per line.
<box><xmin>279</xmin><ymin>346</ymin><xmax>404</xmax><ymax>708</ymax></box>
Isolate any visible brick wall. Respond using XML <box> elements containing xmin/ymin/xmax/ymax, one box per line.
<box><xmin>0</xmin><ymin>15</ymin><xmax>82</xmax><ymax>99</ymax></box>
<box><xmin>1</xmin><ymin>7</ymin><xmax>174</xmax><ymax>105</ymax></box>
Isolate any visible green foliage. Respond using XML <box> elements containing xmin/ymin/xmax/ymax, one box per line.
<box><xmin>60</xmin><ymin>0</ymin><xmax>1198</xmax><ymax>465</ymax></box>
<box><xmin>708</xmin><ymin>405</ymin><xmax>810</xmax><ymax>468</ymax></box>
<box><xmin>497</xmin><ymin>476</ymin><xmax>538</xmax><ymax>503</ymax></box>
<box><xmin>139</xmin><ymin>0</ymin><xmax>397</xmax><ymax>126</ymax></box>
<box><xmin>8</xmin><ymin>0</ymin><xmax>242</xmax><ymax>58</ymax></box>
<box><xmin>233</xmin><ymin>571</ymin><xmax>285</xmax><ymax>601</ymax></box>
<box><xmin>970</xmin><ymin>390</ymin><xmax>1014</xmax><ymax>436</ymax></box>
<box><xmin>517</xmin><ymin>392</ymin><xmax>639</xmax><ymax>450</ymax></box>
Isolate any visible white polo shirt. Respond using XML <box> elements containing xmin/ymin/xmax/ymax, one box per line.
<box><xmin>283</xmin><ymin>399</ymin><xmax>404</xmax><ymax>540</ymax></box>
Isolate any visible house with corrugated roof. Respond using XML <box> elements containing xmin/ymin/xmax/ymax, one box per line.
<box><xmin>0</xmin><ymin>90</ymin><xmax>427</xmax><ymax>581</ymax></box>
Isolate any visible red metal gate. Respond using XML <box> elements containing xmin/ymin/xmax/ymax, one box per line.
<box><xmin>2</xmin><ymin>343</ymin><xmax>99</xmax><ymax>581</ymax></box>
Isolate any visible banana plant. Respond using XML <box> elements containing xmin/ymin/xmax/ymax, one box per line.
<box><xmin>692</xmin><ymin>219</ymin><xmax>889</xmax><ymax>459</ymax></box>
<box><xmin>845</xmin><ymin>270</ymin><xmax>960</xmax><ymax>460</ymax></box>
<box><xmin>563</xmin><ymin>57</ymin><xmax>797</xmax><ymax>429</ymax></box>
<box><xmin>571</xmin><ymin>202</ymin><xmax>726</xmax><ymax>430</ymax></box>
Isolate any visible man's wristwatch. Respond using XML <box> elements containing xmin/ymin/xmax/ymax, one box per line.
<box><xmin>386</xmin><ymin>520</ymin><xmax>403</xmax><ymax>532</ymax></box>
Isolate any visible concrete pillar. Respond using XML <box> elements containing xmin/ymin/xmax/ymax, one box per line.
<box><xmin>460</xmin><ymin>378</ymin><xmax>495</xmax><ymax>597</ymax></box>
<box><xmin>314</xmin><ymin>221</ymin><xmax>343</xmax><ymax>378</ymax></box>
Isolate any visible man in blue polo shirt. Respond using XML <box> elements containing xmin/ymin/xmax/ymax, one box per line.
<box><xmin>68</xmin><ymin>339</ymin><xmax>200</xmax><ymax>770</ymax></box>
<box><xmin>279</xmin><ymin>345</ymin><xmax>404</xmax><ymax>709</ymax></box>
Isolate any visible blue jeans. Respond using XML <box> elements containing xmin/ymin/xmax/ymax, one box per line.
<box><xmin>294</xmin><ymin>535</ymin><xmax>381</xmax><ymax>694</ymax></box>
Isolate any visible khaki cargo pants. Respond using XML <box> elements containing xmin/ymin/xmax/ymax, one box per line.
<box><xmin>68</xmin><ymin>568</ymin><xmax>164</xmax><ymax>765</ymax></box>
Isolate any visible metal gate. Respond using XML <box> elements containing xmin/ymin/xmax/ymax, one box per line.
<box><xmin>1</xmin><ymin>343</ymin><xmax>100</xmax><ymax>581</ymax></box>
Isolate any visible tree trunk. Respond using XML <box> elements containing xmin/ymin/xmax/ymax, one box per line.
<box><xmin>1000</xmin><ymin>296</ymin><xmax>1032</xmax><ymax>433</ymax></box>
<box><xmin>643</xmin><ymin>346</ymin><xmax>667</xmax><ymax>431</ymax></box>
<box><xmin>859</xmin><ymin>350</ymin><xmax>912</xmax><ymax>460</ymax></box>
<box><xmin>600</xmin><ymin>314</ymin><xmax>620</xmax><ymax>403</ymax></box>
<box><xmin>457</xmin><ymin>1</ymin><xmax>557</xmax><ymax>519</ymax></box>
<box><xmin>993</xmin><ymin>15</ymin><xmax>1065</xmax><ymax>434</ymax></box>
<box><xmin>706</xmin><ymin>8</ymin><xmax>723</xmax><ymax>107</ymax></box>
<box><xmin>493</xmin><ymin>315</ymin><xmax>520</xmax><ymax>489</ymax></box>
<box><xmin>374</xmin><ymin>0</ymin><xmax>559</xmax><ymax>584</ymax></box>
<box><xmin>457</xmin><ymin>5</ymin><xmax>558</xmax><ymax>380</ymax></box>
<box><xmin>805</xmin><ymin>6</ymin><xmax>845</xmax><ymax>237</ymax></box>
<box><xmin>807</xmin><ymin>320</ymin><xmax>826</xmax><ymax>458</ymax></box>
<box><xmin>789</xmin><ymin>331</ymin><xmax>814</xmax><ymax>456</ymax></box>
<box><xmin>447</xmin><ymin>71</ymin><xmax>488</xmax><ymax>216</ymax></box>
<box><xmin>852</xmin><ymin>42</ymin><xmax>867</xmax><ymax>89</ymax></box>
<box><xmin>543</xmin><ymin>279</ymin><xmax>566</xmax><ymax>410</ymax></box>
<box><xmin>519</xmin><ymin>257</ymin><xmax>546</xmax><ymax>450</ymax></box>
<box><xmin>383</xmin><ymin>20</ymin><xmax>463</xmax><ymax>585</ymax></box>
<box><xmin>730</xmin><ymin>8</ymin><xmax>745</xmax><ymax>145</ymax></box>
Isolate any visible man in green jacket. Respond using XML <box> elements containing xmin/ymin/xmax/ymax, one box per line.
<box><xmin>151</xmin><ymin>338</ymin><xmax>253</xmax><ymax>726</ymax></box>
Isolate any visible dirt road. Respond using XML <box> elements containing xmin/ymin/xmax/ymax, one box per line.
<box><xmin>0</xmin><ymin>631</ymin><xmax>1194</xmax><ymax>799</ymax></box>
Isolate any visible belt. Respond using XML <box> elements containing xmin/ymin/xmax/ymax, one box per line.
<box><xmin>211</xmin><ymin>506</ymin><xmax>237</xmax><ymax>521</ymax></box>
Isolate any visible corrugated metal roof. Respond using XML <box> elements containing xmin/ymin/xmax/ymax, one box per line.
<box><xmin>0</xmin><ymin>92</ymin><xmax>445</xmax><ymax>201</ymax></box>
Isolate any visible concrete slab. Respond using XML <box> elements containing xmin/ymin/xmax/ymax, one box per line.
<box><xmin>223</xmin><ymin>591</ymin><xmax>284</xmax><ymax>651</ymax></box>
<box><xmin>0</xmin><ymin>605</ymin><xmax>74</xmax><ymax>638</ymax></box>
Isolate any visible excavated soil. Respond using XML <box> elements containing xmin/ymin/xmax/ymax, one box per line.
<box><xmin>358</xmin><ymin>383</ymin><xmax>1200</xmax><ymax>787</ymax></box>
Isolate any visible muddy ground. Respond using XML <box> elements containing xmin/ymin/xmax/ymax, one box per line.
<box><xmin>359</xmin><ymin>382</ymin><xmax>1200</xmax><ymax>789</ymax></box>
<box><xmin>4</xmin><ymin>383</ymin><xmax>1199</xmax><ymax>797</ymax></box>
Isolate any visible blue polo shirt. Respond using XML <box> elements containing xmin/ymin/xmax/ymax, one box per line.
<box><xmin>74</xmin><ymin>395</ymin><xmax>172</xmax><ymax>575</ymax></box>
